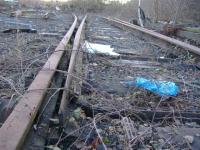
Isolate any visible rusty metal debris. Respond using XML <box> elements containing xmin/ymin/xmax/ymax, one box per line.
<box><xmin>2</xmin><ymin>28</ymin><xmax>37</xmax><ymax>33</ymax></box>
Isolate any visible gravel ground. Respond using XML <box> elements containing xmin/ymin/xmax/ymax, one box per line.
<box><xmin>50</xmin><ymin>16</ymin><xmax>200</xmax><ymax>150</ymax></box>
<box><xmin>83</xmin><ymin>16</ymin><xmax>200</xmax><ymax>112</ymax></box>
<box><xmin>1</xmin><ymin>10</ymin><xmax>200</xmax><ymax>149</ymax></box>
<box><xmin>0</xmin><ymin>9</ymin><xmax>73</xmax><ymax>124</ymax></box>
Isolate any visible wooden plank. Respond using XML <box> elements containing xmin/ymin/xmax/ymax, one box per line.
<box><xmin>59</xmin><ymin>15</ymin><xmax>87</xmax><ymax>114</ymax></box>
<box><xmin>74</xmin><ymin>97</ymin><xmax>200</xmax><ymax>123</ymax></box>
<box><xmin>0</xmin><ymin>15</ymin><xmax>78</xmax><ymax>150</ymax></box>
<box><xmin>73</xmin><ymin>46</ymin><xmax>83</xmax><ymax>95</ymax></box>
<box><xmin>177</xmin><ymin>30</ymin><xmax>200</xmax><ymax>43</ymax></box>
<box><xmin>105</xmin><ymin>17</ymin><xmax>200</xmax><ymax>55</ymax></box>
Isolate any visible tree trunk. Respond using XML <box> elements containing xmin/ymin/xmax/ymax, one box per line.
<box><xmin>153</xmin><ymin>0</ymin><xmax>158</xmax><ymax>23</ymax></box>
<box><xmin>138</xmin><ymin>0</ymin><xmax>144</xmax><ymax>27</ymax></box>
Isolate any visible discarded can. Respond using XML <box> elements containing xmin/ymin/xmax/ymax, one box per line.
<box><xmin>121</xmin><ymin>77</ymin><xmax>180</xmax><ymax>97</ymax></box>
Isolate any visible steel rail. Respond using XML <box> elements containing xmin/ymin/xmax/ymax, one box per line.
<box><xmin>104</xmin><ymin>17</ymin><xmax>200</xmax><ymax>55</ymax></box>
<box><xmin>0</xmin><ymin>15</ymin><xmax>78</xmax><ymax>150</ymax></box>
<box><xmin>59</xmin><ymin>15</ymin><xmax>87</xmax><ymax>115</ymax></box>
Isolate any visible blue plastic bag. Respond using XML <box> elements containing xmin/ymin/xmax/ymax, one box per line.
<box><xmin>122</xmin><ymin>77</ymin><xmax>179</xmax><ymax>96</ymax></box>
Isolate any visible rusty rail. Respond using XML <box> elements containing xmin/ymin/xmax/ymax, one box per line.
<box><xmin>105</xmin><ymin>17</ymin><xmax>200</xmax><ymax>55</ymax></box>
<box><xmin>0</xmin><ymin>15</ymin><xmax>78</xmax><ymax>150</ymax></box>
<box><xmin>59</xmin><ymin>15</ymin><xmax>87</xmax><ymax>115</ymax></box>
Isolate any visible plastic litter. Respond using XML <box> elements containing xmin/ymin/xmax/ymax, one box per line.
<box><xmin>83</xmin><ymin>41</ymin><xmax>120</xmax><ymax>56</ymax></box>
<box><xmin>121</xmin><ymin>77</ymin><xmax>179</xmax><ymax>96</ymax></box>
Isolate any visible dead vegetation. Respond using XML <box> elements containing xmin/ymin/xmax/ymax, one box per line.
<box><xmin>0</xmin><ymin>1</ymin><xmax>199</xmax><ymax>150</ymax></box>
<box><xmin>22</xmin><ymin>16</ymin><xmax>200</xmax><ymax>150</ymax></box>
<box><xmin>0</xmin><ymin>6</ymin><xmax>73</xmax><ymax>123</ymax></box>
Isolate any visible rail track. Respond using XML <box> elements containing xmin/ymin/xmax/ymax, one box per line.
<box><xmin>0</xmin><ymin>15</ymin><xmax>200</xmax><ymax>150</ymax></box>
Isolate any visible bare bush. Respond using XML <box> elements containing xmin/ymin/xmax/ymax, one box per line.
<box><xmin>62</xmin><ymin>0</ymin><xmax>105</xmax><ymax>13</ymax></box>
<box><xmin>0</xmin><ymin>1</ymin><xmax>5</xmax><ymax>6</ymax></box>
<box><xmin>103</xmin><ymin>0</ymin><xmax>200</xmax><ymax>23</ymax></box>
<box><xmin>138</xmin><ymin>0</ymin><xmax>200</xmax><ymax>23</ymax></box>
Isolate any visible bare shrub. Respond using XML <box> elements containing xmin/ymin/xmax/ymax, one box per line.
<box><xmin>62</xmin><ymin>0</ymin><xmax>105</xmax><ymax>13</ymax></box>
<box><xmin>138</xmin><ymin>0</ymin><xmax>200</xmax><ymax>23</ymax></box>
